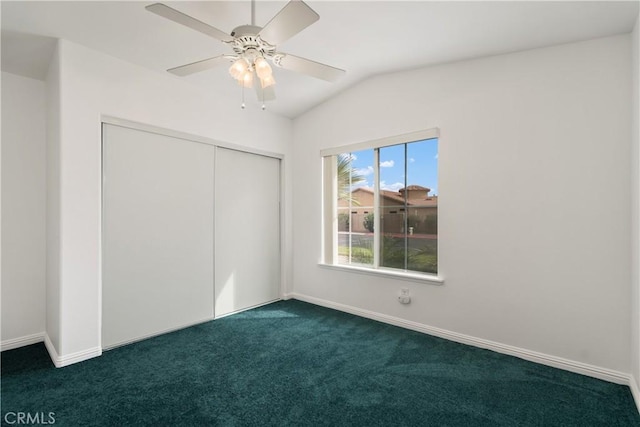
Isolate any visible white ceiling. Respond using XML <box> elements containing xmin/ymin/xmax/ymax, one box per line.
<box><xmin>2</xmin><ymin>1</ymin><xmax>638</xmax><ymax>118</ymax></box>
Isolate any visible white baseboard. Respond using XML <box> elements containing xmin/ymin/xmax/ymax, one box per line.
<box><xmin>630</xmin><ymin>375</ymin><xmax>640</xmax><ymax>414</ymax></box>
<box><xmin>43</xmin><ymin>333</ymin><xmax>59</xmax><ymax>365</ymax></box>
<box><xmin>44</xmin><ymin>333</ymin><xmax>101</xmax><ymax>368</ymax></box>
<box><xmin>282</xmin><ymin>292</ymin><xmax>294</xmax><ymax>300</ymax></box>
<box><xmin>0</xmin><ymin>332</ymin><xmax>45</xmax><ymax>351</ymax></box>
<box><xmin>290</xmin><ymin>292</ymin><xmax>631</xmax><ymax>386</ymax></box>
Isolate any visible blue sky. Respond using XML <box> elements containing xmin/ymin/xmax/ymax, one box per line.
<box><xmin>347</xmin><ymin>138</ymin><xmax>438</xmax><ymax>195</ymax></box>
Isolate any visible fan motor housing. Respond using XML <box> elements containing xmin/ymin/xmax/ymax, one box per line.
<box><xmin>229</xmin><ymin>25</ymin><xmax>276</xmax><ymax>58</ymax></box>
<box><xmin>230</xmin><ymin>25</ymin><xmax>261</xmax><ymax>37</ymax></box>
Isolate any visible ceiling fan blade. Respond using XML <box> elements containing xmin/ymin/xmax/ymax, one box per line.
<box><xmin>167</xmin><ymin>55</ymin><xmax>231</xmax><ymax>76</ymax></box>
<box><xmin>146</xmin><ymin>3</ymin><xmax>232</xmax><ymax>42</ymax></box>
<box><xmin>255</xmin><ymin>84</ymin><xmax>276</xmax><ymax>102</ymax></box>
<box><xmin>258</xmin><ymin>0</ymin><xmax>319</xmax><ymax>45</ymax></box>
<box><xmin>276</xmin><ymin>54</ymin><xmax>345</xmax><ymax>82</ymax></box>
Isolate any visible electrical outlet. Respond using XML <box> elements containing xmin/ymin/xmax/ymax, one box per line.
<box><xmin>398</xmin><ymin>288</ymin><xmax>411</xmax><ymax>304</ymax></box>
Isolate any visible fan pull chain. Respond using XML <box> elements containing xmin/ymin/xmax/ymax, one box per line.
<box><xmin>261</xmin><ymin>85</ymin><xmax>266</xmax><ymax>111</ymax></box>
<box><xmin>241</xmin><ymin>84</ymin><xmax>246</xmax><ymax>110</ymax></box>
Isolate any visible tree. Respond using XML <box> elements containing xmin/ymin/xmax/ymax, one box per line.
<box><xmin>337</xmin><ymin>154</ymin><xmax>365</xmax><ymax>203</ymax></box>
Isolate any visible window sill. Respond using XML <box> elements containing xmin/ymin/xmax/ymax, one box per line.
<box><xmin>318</xmin><ymin>263</ymin><xmax>444</xmax><ymax>285</ymax></box>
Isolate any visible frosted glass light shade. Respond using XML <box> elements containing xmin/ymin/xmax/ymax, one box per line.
<box><xmin>254</xmin><ymin>57</ymin><xmax>272</xmax><ymax>80</ymax></box>
<box><xmin>239</xmin><ymin>70</ymin><xmax>254</xmax><ymax>88</ymax></box>
<box><xmin>229</xmin><ymin>58</ymin><xmax>249</xmax><ymax>80</ymax></box>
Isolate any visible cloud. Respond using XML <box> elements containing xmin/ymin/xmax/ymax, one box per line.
<box><xmin>409</xmin><ymin>158</ymin><xmax>415</xmax><ymax>163</ymax></box>
<box><xmin>379</xmin><ymin>160</ymin><xmax>395</xmax><ymax>168</ymax></box>
<box><xmin>355</xmin><ymin>166</ymin><xmax>374</xmax><ymax>176</ymax></box>
<box><xmin>380</xmin><ymin>181</ymin><xmax>405</xmax><ymax>192</ymax></box>
<box><xmin>434</xmin><ymin>153</ymin><xmax>438</xmax><ymax>159</ymax></box>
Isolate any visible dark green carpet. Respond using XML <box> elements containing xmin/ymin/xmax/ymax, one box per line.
<box><xmin>2</xmin><ymin>300</ymin><xmax>639</xmax><ymax>426</ymax></box>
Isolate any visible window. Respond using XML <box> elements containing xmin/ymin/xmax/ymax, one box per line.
<box><xmin>322</xmin><ymin>129</ymin><xmax>439</xmax><ymax>278</ymax></box>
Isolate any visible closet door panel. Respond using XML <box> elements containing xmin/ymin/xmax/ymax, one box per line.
<box><xmin>102</xmin><ymin>124</ymin><xmax>214</xmax><ymax>348</ymax></box>
<box><xmin>214</xmin><ymin>147</ymin><xmax>281</xmax><ymax>317</ymax></box>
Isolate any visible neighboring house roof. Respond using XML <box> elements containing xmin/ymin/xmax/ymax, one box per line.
<box><xmin>350</xmin><ymin>187</ymin><xmax>437</xmax><ymax>207</ymax></box>
<box><xmin>381</xmin><ymin>190</ymin><xmax>407</xmax><ymax>205</ymax></box>
<box><xmin>400</xmin><ymin>185</ymin><xmax>430</xmax><ymax>191</ymax></box>
<box><xmin>352</xmin><ymin>188</ymin><xmax>406</xmax><ymax>204</ymax></box>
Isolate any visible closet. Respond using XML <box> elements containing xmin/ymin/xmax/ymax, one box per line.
<box><xmin>102</xmin><ymin>122</ymin><xmax>281</xmax><ymax>349</ymax></box>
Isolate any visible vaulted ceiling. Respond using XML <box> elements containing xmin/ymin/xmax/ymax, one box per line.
<box><xmin>2</xmin><ymin>1</ymin><xmax>638</xmax><ymax>118</ymax></box>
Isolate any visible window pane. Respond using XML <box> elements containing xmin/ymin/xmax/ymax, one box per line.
<box><xmin>378</xmin><ymin>144</ymin><xmax>407</xmax><ymax>270</ymax></box>
<box><xmin>337</xmin><ymin>149</ymin><xmax>374</xmax><ymax>267</ymax></box>
<box><xmin>379</xmin><ymin>209</ymin><xmax>407</xmax><ymax>270</ymax></box>
<box><xmin>379</xmin><ymin>144</ymin><xmax>406</xmax><ymax>206</ymax></box>
<box><xmin>406</xmin><ymin>139</ymin><xmax>438</xmax><ymax>202</ymax></box>
<box><xmin>337</xmin><ymin>208</ymin><xmax>350</xmax><ymax>232</ymax></box>
<box><xmin>406</xmin><ymin>206</ymin><xmax>438</xmax><ymax>274</ymax></box>
<box><xmin>406</xmin><ymin>139</ymin><xmax>438</xmax><ymax>274</ymax></box>
<box><xmin>337</xmin><ymin>221</ymin><xmax>374</xmax><ymax>267</ymax></box>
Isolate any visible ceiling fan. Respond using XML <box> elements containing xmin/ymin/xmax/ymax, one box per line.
<box><xmin>146</xmin><ymin>0</ymin><xmax>345</xmax><ymax>106</ymax></box>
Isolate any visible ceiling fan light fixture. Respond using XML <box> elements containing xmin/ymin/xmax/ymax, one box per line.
<box><xmin>254</xmin><ymin>56</ymin><xmax>272</xmax><ymax>80</ymax></box>
<box><xmin>238</xmin><ymin>70</ymin><xmax>254</xmax><ymax>88</ymax></box>
<box><xmin>229</xmin><ymin>58</ymin><xmax>249</xmax><ymax>80</ymax></box>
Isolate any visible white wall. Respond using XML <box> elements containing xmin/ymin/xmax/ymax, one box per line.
<box><xmin>46</xmin><ymin>44</ymin><xmax>62</xmax><ymax>355</ymax></box>
<box><xmin>630</xmin><ymin>11</ymin><xmax>640</xmax><ymax>403</ymax></box>
<box><xmin>1</xmin><ymin>72</ymin><xmax>47</xmax><ymax>347</ymax></box>
<box><xmin>292</xmin><ymin>35</ymin><xmax>632</xmax><ymax>374</ymax></box>
<box><xmin>47</xmin><ymin>39</ymin><xmax>292</xmax><ymax>361</ymax></box>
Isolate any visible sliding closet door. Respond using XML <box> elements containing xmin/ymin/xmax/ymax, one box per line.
<box><xmin>214</xmin><ymin>147</ymin><xmax>281</xmax><ymax>317</ymax></box>
<box><xmin>102</xmin><ymin>124</ymin><xmax>215</xmax><ymax>348</ymax></box>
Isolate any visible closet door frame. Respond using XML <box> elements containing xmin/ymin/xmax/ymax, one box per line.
<box><xmin>100</xmin><ymin>116</ymin><xmax>285</xmax><ymax>348</ymax></box>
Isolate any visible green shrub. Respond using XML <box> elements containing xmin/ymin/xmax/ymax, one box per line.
<box><xmin>363</xmin><ymin>213</ymin><xmax>375</xmax><ymax>232</ymax></box>
<box><xmin>380</xmin><ymin>236</ymin><xmax>438</xmax><ymax>274</ymax></box>
<box><xmin>423</xmin><ymin>215</ymin><xmax>437</xmax><ymax>234</ymax></box>
<box><xmin>338</xmin><ymin>246</ymin><xmax>373</xmax><ymax>264</ymax></box>
<box><xmin>351</xmin><ymin>247</ymin><xmax>373</xmax><ymax>263</ymax></box>
<box><xmin>338</xmin><ymin>213</ymin><xmax>350</xmax><ymax>231</ymax></box>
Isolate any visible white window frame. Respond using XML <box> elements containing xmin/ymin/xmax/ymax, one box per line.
<box><xmin>320</xmin><ymin>128</ymin><xmax>444</xmax><ymax>285</ymax></box>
